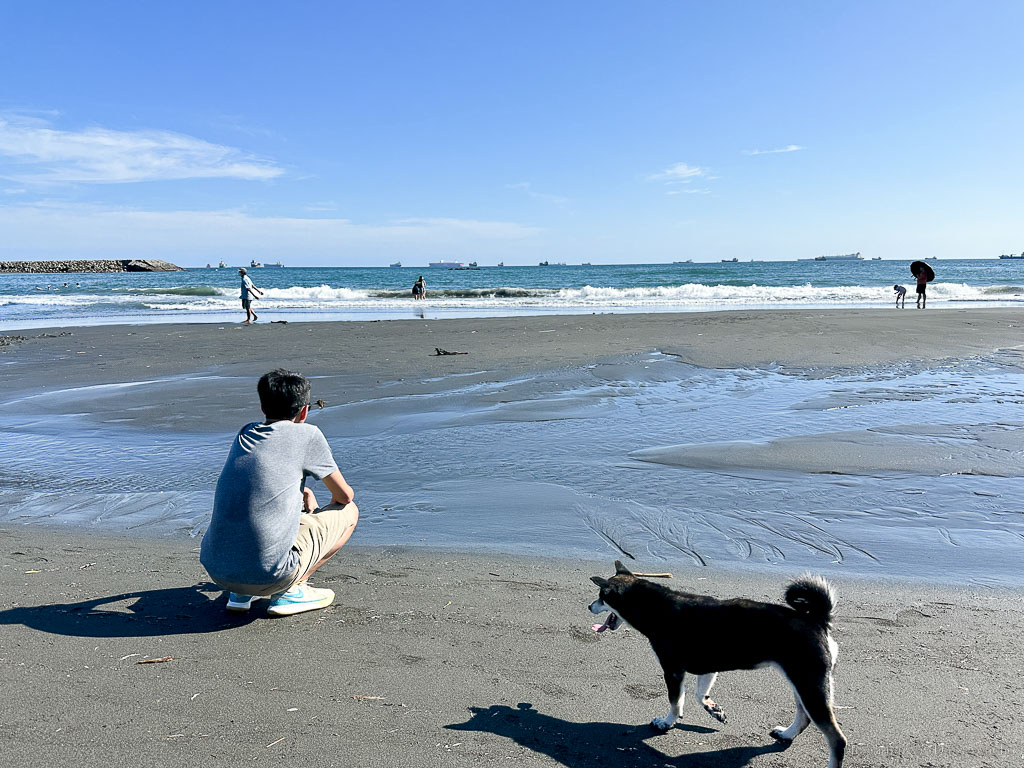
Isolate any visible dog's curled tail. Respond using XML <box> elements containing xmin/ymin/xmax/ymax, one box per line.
<box><xmin>784</xmin><ymin>574</ymin><xmax>836</xmax><ymax>624</ymax></box>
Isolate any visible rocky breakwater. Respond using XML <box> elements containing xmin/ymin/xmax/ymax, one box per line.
<box><xmin>0</xmin><ymin>259</ymin><xmax>184</xmax><ymax>273</ymax></box>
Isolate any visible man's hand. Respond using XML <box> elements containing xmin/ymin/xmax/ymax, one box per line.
<box><xmin>302</xmin><ymin>487</ymin><xmax>318</xmax><ymax>513</ymax></box>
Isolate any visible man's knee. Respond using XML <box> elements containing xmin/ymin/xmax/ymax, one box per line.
<box><xmin>319</xmin><ymin>500</ymin><xmax>358</xmax><ymax>530</ymax></box>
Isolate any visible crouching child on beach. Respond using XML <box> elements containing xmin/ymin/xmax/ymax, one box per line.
<box><xmin>893</xmin><ymin>284</ymin><xmax>907</xmax><ymax>309</ymax></box>
<box><xmin>201</xmin><ymin>369</ymin><xmax>358</xmax><ymax>616</ymax></box>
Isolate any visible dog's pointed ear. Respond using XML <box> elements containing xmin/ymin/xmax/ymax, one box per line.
<box><xmin>614</xmin><ymin>560</ymin><xmax>632</xmax><ymax>576</ymax></box>
<box><xmin>591</xmin><ymin>576</ymin><xmax>609</xmax><ymax>589</ymax></box>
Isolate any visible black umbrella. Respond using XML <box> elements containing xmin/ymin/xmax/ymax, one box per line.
<box><xmin>910</xmin><ymin>261</ymin><xmax>935</xmax><ymax>282</ymax></box>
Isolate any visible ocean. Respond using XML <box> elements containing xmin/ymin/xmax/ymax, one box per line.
<box><xmin>3</xmin><ymin>259</ymin><xmax>1024</xmax><ymax>330</ymax></box>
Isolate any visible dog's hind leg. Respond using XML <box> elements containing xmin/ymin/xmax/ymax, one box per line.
<box><xmin>694</xmin><ymin>673</ymin><xmax>727</xmax><ymax>723</ymax></box>
<box><xmin>787</xmin><ymin>675</ymin><xmax>847</xmax><ymax>768</ymax></box>
<box><xmin>770</xmin><ymin>687</ymin><xmax>810</xmax><ymax>742</ymax></box>
<box><xmin>652</xmin><ymin>669</ymin><xmax>684</xmax><ymax>730</ymax></box>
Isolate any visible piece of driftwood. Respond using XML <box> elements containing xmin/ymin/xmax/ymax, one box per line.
<box><xmin>433</xmin><ymin>348</ymin><xmax>468</xmax><ymax>356</ymax></box>
<box><xmin>634</xmin><ymin>572</ymin><xmax>673</xmax><ymax>579</ymax></box>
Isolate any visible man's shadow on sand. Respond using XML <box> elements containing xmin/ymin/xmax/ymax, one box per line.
<box><xmin>446</xmin><ymin>703</ymin><xmax>788</xmax><ymax>768</ymax></box>
<box><xmin>0</xmin><ymin>585</ymin><xmax>256</xmax><ymax>637</ymax></box>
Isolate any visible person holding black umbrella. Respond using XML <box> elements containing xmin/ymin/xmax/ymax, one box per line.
<box><xmin>910</xmin><ymin>261</ymin><xmax>934</xmax><ymax>309</ymax></box>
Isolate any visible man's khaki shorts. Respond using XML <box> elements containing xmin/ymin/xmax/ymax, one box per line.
<box><xmin>213</xmin><ymin>501</ymin><xmax>358</xmax><ymax>597</ymax></box>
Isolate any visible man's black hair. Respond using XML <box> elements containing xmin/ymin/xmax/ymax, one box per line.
<box><xmin>257</xmin><ymin>369</ymin><xmax>310</xmax><ymax>420</ymax></box>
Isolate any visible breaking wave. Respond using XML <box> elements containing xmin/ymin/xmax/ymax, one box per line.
<box><xmin>5</xmin><ymin>281</ymin><xmax>1024</xmax><ymax>313</ymax></box>
<box><xmin>130</xmin><ymin>286</ymin><xmax>223</xmax><ymax>296</ymax></box>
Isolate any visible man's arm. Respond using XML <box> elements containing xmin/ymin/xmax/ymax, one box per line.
<box><xmin>322</xmin><ymin>469</ymin><xmax>354</xmax><ymax>505</ymax></box>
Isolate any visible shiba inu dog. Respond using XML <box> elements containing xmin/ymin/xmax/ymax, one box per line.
<box><xmin>589</xmin><ymin>561</ymin><xmax>846</xmax><ymax>768</ymax></box>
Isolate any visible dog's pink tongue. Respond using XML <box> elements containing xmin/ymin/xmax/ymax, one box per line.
<box><xmin>592</xmin><ymin>616</ymin><xmax>613</xmax><ymax>633</ymax></box>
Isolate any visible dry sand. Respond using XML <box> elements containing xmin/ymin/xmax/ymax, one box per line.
<box><xmin>2</xmin><ymin>309</ymin><xmax>1024</xmax><ymax>766</ymax></box>
<box><xmin>2</xmin><ymin>531</ymin><xmax>1022</xmax><ymax>768</ymax></box>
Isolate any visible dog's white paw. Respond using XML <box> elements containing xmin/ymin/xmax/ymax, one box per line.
<box><xmin>770</xmin><ymin>726</ymin><xmax>794</xmax><ymax>743</ymax></box>
<box><xmin>651</xmin><ymin>716</ymin><xmax>674</xmax><ymax>730</ymax></box>
<box><xmin>702</xmin><ymin>697</ymin><xmax>727</xmax><ymax>723</ymax></box>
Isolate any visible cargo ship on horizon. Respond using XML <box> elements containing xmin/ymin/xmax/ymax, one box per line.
<box><xmin>799</xmin><ymin>252</ymin><xmax>864</xmax><ymax>262</ymax></box>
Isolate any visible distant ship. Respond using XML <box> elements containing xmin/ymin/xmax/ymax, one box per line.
<box><xmin>999</xmin><ymin>254</ymin><xmax>1024</xmax><ymax>259</ymax></box>
<box><xmin>799</xmin><ymin>252</ymin><xmax>864</xmax><ymax>262</ymax></box>
<box><xmin>497</xmin><ymin>262</ymin><xmax>504</xmax><ymax>267</ymax></box>
<box><xmin>539</xmin><ymin>260</ymin><xmax>567</xmax><ymax>266</ymax></box>
<box><xmin>429</xmin><ymin>260</ymin><xmax>464</xmax><ymax>268</ymax></box>
<box><xmin>250</xmin><ymin>259</ymin><xmax>263</xmax><ymax>268</ymax></box>
<box><xmin>217</xmin><ymin>261</ymin><xmax>227</xmax><ymax>268</ymax></box>
<box><xmin>674</xmin><ymin>260</ymin><xmax>693</xmax><ymax>264</ymax></box>
<box><xmin>871</xmin><ymin>257</ymin><xmax>882</xmax><ymax>260</ymax></box>
<box><xmin>390</xmin><ymin>261</ymin><xmax>402</xmax><ymax>268</ymax></box>
<box><xmin>265</xmin><ymin>261</ymin><xmax>284</xmax><ymax>268</ymax></box>
<box><xmin>721</xmin><ymin>258</ymin><xmax>739</xmax><ymax>263</ymax></box>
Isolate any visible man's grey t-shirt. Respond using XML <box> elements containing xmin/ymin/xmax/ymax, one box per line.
<box><xmin>201</xmin><ymin>420</ymin><xmax>339</xmax><ymax>586</ymax></box>
<box><xmin>240</xmin><ymin>274</ymin><xmax>255</xmax><ymax>299</ymax></box>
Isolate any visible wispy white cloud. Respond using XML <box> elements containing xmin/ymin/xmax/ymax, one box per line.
<box><xmin>648</xmin><ymin>162</ymin><xmax>707</xmax><ymax>183</ymax></box>
<box><xmin>0</xmin><ymin>113</ymin><xmax>283</xmax><ymax>184</ymax></box>
<box><xmin>648</xmin><ymin>162</ymin><xmax>713</xmax><ymax>196</ymax></box>
<box><xmin>743</xmin><ymin>144</ymin><xmax>805</xmax><ymax>156</ymax></box>
<box><xmin>0</xmin><ymin>203</ymin><xmax>540</xmax><ymax>263</ymax></box>
<box><xmin>507</xmin><ymin>181</ymin><xmax>568</xmax><ymax>205</ymax></box>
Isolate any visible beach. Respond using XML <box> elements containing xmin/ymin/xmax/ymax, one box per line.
<box><xmin>2</xmin><ymin>308</ymin><xmax>1024</xmax><ymax>766</ymax></box>
<box><xmin>2</xmin><ymin>533</ymin><xmax>1021</xmax><ymax>767</ymax></box>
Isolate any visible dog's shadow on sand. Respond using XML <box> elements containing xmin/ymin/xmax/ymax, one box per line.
<box><xmin>0</xmin><ymin>585</ymin><xmax>255</xmax><ymax>637</ymax></box>
<box><xmin>447</xmin><ymin>703</ymin><xmax>788</xmax><ymax>768</ymax></box>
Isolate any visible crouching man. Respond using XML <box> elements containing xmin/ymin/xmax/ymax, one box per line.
<box><xmin>201</xmin><ymin>369</ymin><xmax>358</xmax><ymax>617</ymax></box>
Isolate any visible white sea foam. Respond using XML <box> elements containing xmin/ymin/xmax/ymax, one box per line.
<box><xmin>4</xmin><ymin>281</ymin><xmax>1023</xmax><ymax>327</ymax></box>
<box><xmin>126</xmin><ymin>280</ymin><xmax>1024</xmax><ymax>310</ymax></box>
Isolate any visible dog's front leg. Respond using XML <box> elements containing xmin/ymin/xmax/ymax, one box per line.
<box><xmin>652</xmin><ymin>669</ymin><xmax>684</xmax><ymax>730</ymax></box>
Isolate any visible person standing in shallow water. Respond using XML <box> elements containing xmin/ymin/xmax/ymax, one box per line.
<box><xmin>239</xmin><ymin>267</ymin><xmax>264</xmax><ymax>323</ymax></box>
<box><xmin>916</xmin><ymin>269</ymin><xmax>928</xmax><ymax>309</ymax></box>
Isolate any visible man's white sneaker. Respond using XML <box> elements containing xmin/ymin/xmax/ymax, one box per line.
<box><xmin>226</xmin><ymin>593</ymin><xmax>257</xmax><ymax>612</ymax></box>
<box><xmin>267</xmin><ymin>583</ymin><xmax>335</xmax><ymax>617</ymax></box>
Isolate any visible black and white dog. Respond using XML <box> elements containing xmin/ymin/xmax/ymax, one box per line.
<box><xmin>589</xmin><ymin>561</ymin><xmax>846</xmax><ymax>768</ymax></box>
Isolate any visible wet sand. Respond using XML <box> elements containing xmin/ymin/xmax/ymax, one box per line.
<box><xmin>2</xmin><ymin>530</ymin><xmax>1021</xmax><ymax>767</ymax></box>
<box><xmin>5</xmin><ymin>306</ymin><xmax>1024</xmax><ymax>380</ymax></box>
<box><xmin>3</xmin><ymin>307</ymin><xmax>1023</xmax><ymax>430</ymax></box>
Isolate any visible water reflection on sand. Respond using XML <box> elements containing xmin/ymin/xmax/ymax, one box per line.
<box><xmin>1</xmin><ymin>354</ymin><xmax>1022</xmax><ymax>586</ymax></box>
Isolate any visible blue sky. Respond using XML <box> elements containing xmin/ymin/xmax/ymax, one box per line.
<box><xmin>1</xmin><ymin>1</ymin><xmax>1022</xmax><ymax>266</ymax></box>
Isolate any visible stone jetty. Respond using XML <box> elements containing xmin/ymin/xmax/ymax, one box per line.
<box><xmin>0</xmin><ymin>259</ymin><xmax>184</xmax><ymax>273</ymax></box>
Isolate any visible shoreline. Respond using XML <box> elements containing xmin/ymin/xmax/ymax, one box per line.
<box><xmin>2</xmin><ymin>529</ymin><xmax>1021</xmax><ymax>767</ymax></box>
